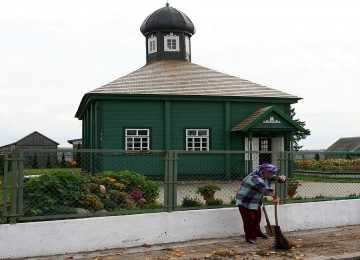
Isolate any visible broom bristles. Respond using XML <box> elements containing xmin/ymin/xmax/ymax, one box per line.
<box><xmin>274</xmin><ymin>226</ymin><xmax>291</xmax><ymax>250</ymax></box>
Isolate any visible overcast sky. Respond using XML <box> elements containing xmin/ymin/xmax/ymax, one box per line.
<box><xmin>1</xmin><ymin>0</ymin><xmax>359</xmax><ymax>150</ymax></box>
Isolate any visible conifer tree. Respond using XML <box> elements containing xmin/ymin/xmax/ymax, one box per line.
<box><xmin>32</xmin><ymin>153</ymin><xmax>39</xmax><ymax>169</ymax></box>
<box><xmin>74</xmin><ymin>143</ymin><xmax>82</xmax><ymax>167</ymax></box>
<box><xmin>291</xmin><ymin>106</ymin><xmax>311</xmax><ymax>151</ymax></box>
<box><xmin>60</xmin><ymin>152</ymin><xmax>66</xmax><ymax>168</ymax></box>
<box><xmin>46</xmin><ymin>154</ymin><xmax>52</xmax><ymax>168</ymax></box>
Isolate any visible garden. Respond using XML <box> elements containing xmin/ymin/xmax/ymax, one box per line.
<box><xmin>22</xmin><ymin>170</ymin><xmax>162</xmax><ymax>216</ymax></box>
<box><xmin>1</xmin><ymin>154</ymin><xmax>360</xmax><ymax>222</ymax></box>
<box><xmin>293</xmin><ymin>157</ymin><xmax>360</xmax><ymax>173</ymax></box>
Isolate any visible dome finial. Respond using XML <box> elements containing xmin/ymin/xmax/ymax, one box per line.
<box><xmin>166</xmin><ymin>2</ymin><xmax>169</xmax><ymax>7</ymax></box>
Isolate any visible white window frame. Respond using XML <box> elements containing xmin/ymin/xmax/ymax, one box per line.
<box><xmin>185</xmin><ymin>35</ymin><xmax>190</xmax><ymax>55</ymax></box>
<box><xmin>186</xmin><ymin>129</ymin><xmax>209</xmax><ymax>151</ymax></box>
<box><xmin>148</xmin><ymin>35</ymin><xmax>157</xmax><ymax>54</ymax></box>
<box><xmin>164</xmin><ymin>33</ymin><xmax>179</xmax><ymax>52</ymax></box>
<box><xmin>125</xmin><ymin>128</ymin><xmax>150</xmax><ymax>150</ymax></box>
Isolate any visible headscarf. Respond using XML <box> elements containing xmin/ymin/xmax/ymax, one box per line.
<box><xmin>254</xmin><ymin>163</ymin><xmax>278</xmax><ymax>176</ymax></box>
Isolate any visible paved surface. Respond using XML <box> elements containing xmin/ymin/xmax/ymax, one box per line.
<box><xmin>23</xmin><ymin>225</ymin><xmax>360</xmax><ymax>260</ymax></box>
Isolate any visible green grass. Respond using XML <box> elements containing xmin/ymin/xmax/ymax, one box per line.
<box><xmin>294</xmin><ymin>174</ymin><xmax>360</xmax><ymax>183</ymax></box>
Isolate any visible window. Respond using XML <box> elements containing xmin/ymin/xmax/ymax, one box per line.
<box><xmin>164</xmin><ymin>33</ymin><xmax>179</xmax><ymax>51</ymax></box>
<box><xmin>148</xmin><ymin>35</ymin><xmax>157</xmax><ymax>54</ymax></box>
<box><xmin>186</xmin><ymin>129</ymin><xmax>209</xmax><ymax>151</ymax></box>
<box><xmin>125</xmin><ymin>129</ymin><xmax>150</xmax><ymax>150</ymax></box>
<box><xmin>185</xmin><ymin>35</ymin><xmax>190</xmax><ymax>55</ymax></box>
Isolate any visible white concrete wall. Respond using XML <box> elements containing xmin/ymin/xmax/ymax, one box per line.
<box><xmin>1</xmin><ymin>199</ymin><xmax>360</xmax><ymax>259</ymax></box>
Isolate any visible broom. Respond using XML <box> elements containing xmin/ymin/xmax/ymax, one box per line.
<box><xmin>274</xmin><ymin>178</ymin><xmax>291</xmax><ymax>250</ymax></box>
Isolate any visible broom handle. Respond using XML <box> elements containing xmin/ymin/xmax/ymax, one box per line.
<box><xmin>274</xmin><ymin>176</ymin><xmax>279</xmax><ymax>226</ymax></box>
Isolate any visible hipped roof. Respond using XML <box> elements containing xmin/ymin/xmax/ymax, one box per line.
<box><xmin>76</xmin><ymin>60</ymin><xmax>301</xmax><ymax>118</ymax></box>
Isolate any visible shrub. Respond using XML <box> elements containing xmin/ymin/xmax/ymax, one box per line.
<box><xmin>0</xmin><ymin>153</ymin><xmax>4</xmax><ymax>175</ymax></box>
<box><xmin>46</xmin><ymin>154</ymin><xmax>52</xmax><ymax>168</ymax></box>
<box><xmin>314</xmin><ymin>153</ymin><xmax>320</xmax><ymax>161</ymax></box>
<box><xmin>32</xmin><ymin>153</ymin><xmax>38</xmax><ymax>169</ymax></box>
<box><xmin>23</xmin><ymin>171</ymin><xmax>91</xmax><ymax>216</ymax></box>
<box><xmin>97</xmin><ymin>170</ymin><xmax>160</xmax><ymax>202</ymax></box>
<box><xmin>109</xmin><ymin>190</ymin><xmax>134</xmax><ymax>205</ymax></box>
<box><xmin>181</xmin><ymin>196</ymin><xmax>203</xmax><ymax>207</ymax></box>
<box><xmin>60</xmin><ymin>153</ymin><xmax>66</xmax><ymax>168</ymax></box>
<box><xmin>101</xmin><ymin>198</ymin><xmax>117</xmax><ymax>210</ymax></box>
<box><xmin>84</xmin><ymin>194</ymin><xmax>104</xmax><ymax>210</ymax></box>
<box><xmin>196</xmin><ymin>183</ymin><xmax>221</xmax><ymax>196</ymax></box>
<box><xmin>207</xmin><ymin>198</ymin><xmax>223</xmax><ymax>206</ymax></box>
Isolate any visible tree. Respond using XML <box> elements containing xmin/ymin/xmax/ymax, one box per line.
<box><xmin>46</xmin><ymin>154</ymin><xmax>52</xmax><ymax>168</ymax></box>
<box><xmin>32</xmin><ymin>153</ymin><xmax>39</xmax><ymax>169</ymax></box>
<box><xmin>291</xmin><ymin>106</ymin><xmax>311</xmax><ymax>151</ymax></box>
<box><xmin>74</xmin><ymin>143</ymin><xmax>82</xmax><ymax>167</ymax></box>
<box><xmin>60</xmin><ymin>152</ymin><xmax>66</xmax><ymax>168</ymax></box>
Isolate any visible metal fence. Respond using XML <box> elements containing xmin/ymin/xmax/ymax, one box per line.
<box><xmin>1</xmin><ymin>149</ymin><xmax>359</xmax><ymax>224</ymax></box>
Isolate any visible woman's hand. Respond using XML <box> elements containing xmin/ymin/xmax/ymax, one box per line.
<box><xmin>277</xmin><ymin>175</ymin><xmax>286</xmax><ymax>183</ymax></box>
<box><xmin>273</xmin><ymin>196</ymin><xmax>280</xmax><ymax>204</ymax></box>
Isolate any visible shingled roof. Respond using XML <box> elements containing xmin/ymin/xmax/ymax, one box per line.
<box><xmin>89</xmin><ymin>60</ymin><xmax>300</xmax><ymax>99</ymax></box>
<box><xmin>231</xmin><ymin>106</ymin><xmax>305</xmax><ymax>132</ymax></box>
<box><xmin>326</xmin><ymin>137</ymin><xmax>360</xmax><ymax>152</ymax></box>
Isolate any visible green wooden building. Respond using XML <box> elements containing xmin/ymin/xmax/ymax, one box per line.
<box><xmin>75</xmin><ymin>4</ymin><xmax>305</xmax><ymax>176</ymax></box>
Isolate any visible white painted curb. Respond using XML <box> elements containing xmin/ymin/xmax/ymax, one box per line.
<box><xmin>1</xmin><ymin>199</ymin><xmax>359</xmax><ymax>259</ymax></box>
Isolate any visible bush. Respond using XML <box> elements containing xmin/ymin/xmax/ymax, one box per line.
<box><xmin>46</xmin><ymin>154</ymin><xmax>52</xmax><ymax>168</ymax></box>
<box><xmin>23</xmin><ymin>170</ymin><xmax>161</xmax><ymax>216</ymax></box>
<box><xmin>60</xmin><ymin>153</ymin><xmax>66</xmax><ymax>168</ymax></box>
<box><xmin>0</xmin><ymin>153</ymin><xmax>4</xmax><ymax>175</ymax></box>
<box><xmin>196</xmin><ymin>183</ymin><xmax>221</xmax><ymax>196</ymax></box>
<box><xmin>109</xmin><ymin>190</ymin><xmax>134</xmax><ymax>205</ymax></box>
<box><xmin>181</xmin><ymin>196</ymin><xmax>203</xmax><ymax>207</ymax></box>
<box><xmin>314</xmin><ymin>153</ymin><xmax>320</xmax><ymax>161</ymax></box>
<box><xmin>97</xmin><ymin>170</ymin><xmax>160</xmax><ymax>202</ymax></box>
<box><xmin>24</xmin><ymin>171</ymin><xmax>91</xmax><ymax>216</ymax></box>
<box><xmin>32</xmin><ymin>153</ymin><xmax>38</xmax><ymax>169</ymax></box>
<box><xmin>207</xmin><ymin>198</ymin><xmax>223</xmax><ymax>206</ymax></box>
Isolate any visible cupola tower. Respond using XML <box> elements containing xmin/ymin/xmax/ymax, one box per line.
<box><xmin>140</xmin><ymin>3</ymin><xmax>196</xmax><ymax>63</ymax></box>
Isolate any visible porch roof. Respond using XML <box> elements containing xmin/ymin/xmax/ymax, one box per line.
<box><xmin>231</xmin><ymin>106</ymin><xmax>305</xmax><ymax>132</ymax></box>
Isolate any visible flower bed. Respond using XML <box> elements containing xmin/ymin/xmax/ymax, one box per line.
<box><xmin>294</xmin><ymin>158</ymin><xmax>360</xmax><ymax>173</ymax></box>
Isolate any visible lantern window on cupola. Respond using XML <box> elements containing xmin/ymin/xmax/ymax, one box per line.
<box><xmin>148</xmin><ymin>35</ymin><xmax>157</xmax><ymax>54</ymax></box>
<box><xmin>164</xmin><ymin>33</ymin><xmax>179</xmax><ymax>52</ymax></box>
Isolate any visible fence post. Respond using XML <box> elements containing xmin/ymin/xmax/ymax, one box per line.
<box><xmin>2</xmin><ymin>153</ymin><xmax>9</xmax><ymax>223</ymax></box>
<box><xmin>278</xmin><ymin>151</ymin><xmax>287</xmax><ymax>204</ymax></box>
<box><xmin>164</xmin><ymin>150</ymin><xmax>177</xmax><ymax>212</ymax></box>
<box><xmin>17</xmin><ymin>150</ymin><xmax>24</xmax><ymax>218</ymax></box>
<box><xmin>10</xmin><ymin>150</ymin><xmax>19</xmax><ymax>224</ymax></box>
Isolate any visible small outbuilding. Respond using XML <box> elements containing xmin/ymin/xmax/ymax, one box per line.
<box><xmin>326</xmin><ymin>137</ymin><xmax>360</xmax><ymax>152</ymax></box>
<box><xmin>0</xmin><ymin>131</ymin><xmax>59</xmax><ymax>166</ymax></box>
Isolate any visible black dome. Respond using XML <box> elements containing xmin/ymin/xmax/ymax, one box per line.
<box><xmin>140</xmin><ymin>3</ymin><xmax>195</xmax><ymax>36</ymax></box>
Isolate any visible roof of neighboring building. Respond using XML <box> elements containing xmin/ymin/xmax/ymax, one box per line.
<box><xmin>326</xmin><ymin>137</ymin><xmax>360</xmax><ymax>152</ymax></box>
<box><xmin>140</xmin><ymin>3</ymin><xmax>195</xmax><ymax>36</ymax></box>
<box><xmin>89</xmin><ymin>60</ymin><xmax>300</xmax><ymax>99</ymax></box>
<box><xmin>0</xmin><ymin>131</ymin><xmax>59</xmax><ymax>149</ymax></box>
<box><xmin>67</xmin><ymin>138</ymin><xmax>82</xmax><ymax>145</ymax></box>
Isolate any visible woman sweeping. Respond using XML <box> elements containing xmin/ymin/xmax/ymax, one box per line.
<box><xmin>235</xmin><ymin>163</ymin><xmax>286</xmax><ymax>244</ymax></box>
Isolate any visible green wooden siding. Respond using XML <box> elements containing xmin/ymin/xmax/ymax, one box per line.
<box><xmin>101</xmin><ymin>100</ymin><xmax>165</xmax><ymax>149</ymax></box>
<box><xmin>80</xmin><ymin>96</ymin><xmax>295</xmax><ymax>175</ymax></box>
<box><xmin>170</xmin><ymin>101</ymin><xmax>225</xmax><ymax>150</ymax></box>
